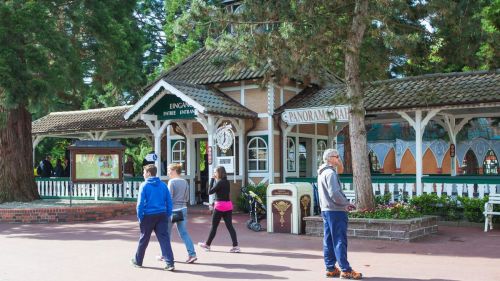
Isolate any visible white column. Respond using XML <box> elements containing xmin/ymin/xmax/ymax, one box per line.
<box><xmin>142</xmin><ymin>114</ymin><xmax>170</xmax><ymax>176</ymax></box>
<box><xmin>237</xmin><ymin>119</ymin><xmax>245</xmax><ymax>179</ymax></box>
<box><xmin>438</xmin><ymin>115</ymin><xmax>471</xmax><ymax>176</ymax></box>
<box><xmin>281</xmin><ymin>123</ymin><xmax>294</xmax><ymax>181</ymax></box>
<box><xmin>415</xmin><ymin>110</ymin><xmax>423</xmax><ymax>195</ymax></box>
<box><xmin>267</xmin><ymin>83</ymin><xmax>275</xmax><ymax>183</ymax></box>
<box><xmin>32</xmin><ymin>136</ymin><xmax>45</xmax><ymax>167</ymax></box>
<box><xmin>207</xmin><ymin>115</ymin><xmax>216</xmax><ymax>205</ymax></box>
<box><xmin>166</xmin><ymin>126</ymin><xmax>171</xmax><ymax>174</ymax></box>
<box><xmin>398</xmin><ymin>109</ymin><xmax>440</xmax><ymax>195</ymax></box>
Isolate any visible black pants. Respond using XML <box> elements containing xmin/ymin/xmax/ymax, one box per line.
<box><xmin>206</xmin><ymin>209</ymin><xmax>238</xmax><ymax>247</ymax></box>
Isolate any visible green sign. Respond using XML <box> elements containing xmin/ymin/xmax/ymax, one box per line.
<box><xmin>147</xmin><ymin>94</ymin><xmax>196</xmax><ymax>120</ymax></box>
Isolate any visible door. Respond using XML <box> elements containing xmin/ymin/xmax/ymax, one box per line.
<box><xmin>195</xmin><ymin>139</ymin><xmax>208</xmax><ymax>203</ymax></box>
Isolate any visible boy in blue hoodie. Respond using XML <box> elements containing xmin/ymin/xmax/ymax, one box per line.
<box><xmin>132</xmin><ymin>164</ymin><xmax>175</xmax><ymax>271</ymax></box>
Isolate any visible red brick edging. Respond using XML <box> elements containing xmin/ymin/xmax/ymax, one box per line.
<box><xmin>0</xmin><ymin>203</ymin><xmax>136</xmax><ymax>224</ymax></box>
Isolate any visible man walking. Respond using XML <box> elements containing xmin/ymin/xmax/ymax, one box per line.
<box><xmin>132</xmin><ymin>164</ymin><xmax>175</xmax><ymax>271</ymax></box>
<box><xmin>317</xmin><ymin>149</ymin><xmax>362</xmax><ymax>279</ymax></box>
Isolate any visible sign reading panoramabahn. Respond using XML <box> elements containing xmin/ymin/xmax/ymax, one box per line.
<box><xmin>281</xmin><ymin>106</ymin><xmax>349</xmax><ymax>124</ymax></box>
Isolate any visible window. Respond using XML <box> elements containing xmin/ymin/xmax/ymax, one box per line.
<box><xmin>248</xmin><ymin>137</ymin><xmax>268</xmax><ymax>171</ymax></box>
<box><xmin>172</xmin><ymin>140</ymin><xmax>186</xmax><ymax>172</ymax></box>
<box><xmin>317</xmin><ymin>140</ymin><xmax>327</xmax><ymax>167</ymax></box>
<box><xmin>287</xmin><ymin>137</ymin><xmax>296</xmax><ymax>172</ymax></box>
<box><xmin>368</xmin><ymin>151</ymin><xmax>381</xmax><ymax>173</ymax></box>
<box><xmin>483</xmin><ymin>149</ymin><xmax>498</xmax><ymax>175</ymax></box>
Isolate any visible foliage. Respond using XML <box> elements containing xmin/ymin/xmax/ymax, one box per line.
<box><xmin>375</xmin><ymin>193</ymin><xmax>392</xmax><ymax>205</ymax></box>
<box><xmin>349</xmin><ymin>202</ymin><xmax>421</xmax><ymax>219</ymax></box>
<box><xmin>458</xmin><ymin>196</ymin><xmax>488</xmax><ymax>223</ymax></box>
<box><xmin>237</xmin><ymin>183</ymin><xmax>267</xmax><ymax>213</ymax></box>
<box><xmin>122</xmin><ymin>138</ymin><xmax>153</xmax><ymax>176</ymax></box>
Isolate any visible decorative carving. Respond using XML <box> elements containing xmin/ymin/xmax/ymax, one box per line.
<box><xmin>300</xmin><ymin>195</ymin><xmax>310</xmax><ymax>214</ymax></box>
<box><xmin>273</xmin><ymin>200</ymin><xmax>291</xmax><ymax>227</ymax></box>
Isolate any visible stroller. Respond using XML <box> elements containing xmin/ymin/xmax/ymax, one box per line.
<box><xmin>241</xmin><ymin>188</ymin><xmax>267</xmax><ymax>232</ymax></box>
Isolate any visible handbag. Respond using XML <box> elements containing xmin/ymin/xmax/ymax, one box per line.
<box><xmin>171</xmin><ymin>183</ymin><xmax>188</xmax><ymax>223</ymax></box>
<box><xmin>171</xmin><ymin>209</ymin><xmax>184</xmax><ymax>223</ymax></box>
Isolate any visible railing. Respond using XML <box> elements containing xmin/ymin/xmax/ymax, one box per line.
<box><xmin>36</xmin><ymin>177</ymin><xmax>144</xmax><ymax>201</ymax></box>
<box><xmin>286</xmin><ymin>175</ymin><xmax>500</xmax><ymax>215</ymax></box>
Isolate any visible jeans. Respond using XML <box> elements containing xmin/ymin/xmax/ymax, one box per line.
<box><xmin>135</xmin><ymin>212</ymin><xmax>174</xmax><ymax>266</ymax></box>
<box><xmin>168</xmin><ymin>207</ymin><xmax>196</xmax><ymax>257</ymax></box>
<box><xmin>206</xmin><ymin>209</ymin><xmax>238</xmax><ymax>247</ymax></box>
<box><xmin>322</xmin><ymin>211</ymin><xmax>351</xmax><ymax>272</ymax></box>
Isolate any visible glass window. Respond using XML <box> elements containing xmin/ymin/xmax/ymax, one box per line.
<box><xmin>248</xmin><ymin>137</ymin><xmax>268</xmax><ymax>172</ymax></box>
<box><xmin>287</xmin><ymin>137</ymin><xmax>296</xmax><ymax>172</ymax></box>
<box><xmin>317</xmin><ymin>140</ymin><xmax>327</xmax><ymax>167</ymax></box>
<box><xmin>483</xmin><ymin>149</ymin><xmax>498</xmax><ymax>175</ymax></box>
<box><xmin>172</xmin><ymin>140</ymin><xmax>186</xmax><ymax>173</ymax></box>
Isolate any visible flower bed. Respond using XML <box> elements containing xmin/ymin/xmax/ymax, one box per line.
<box><xmin>304</xmin><ymin>215</ymin><xmax>438</xmax><ymax>242</ymax></box>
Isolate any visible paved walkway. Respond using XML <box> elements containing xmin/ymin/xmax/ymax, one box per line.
<box><xmin>1</xmin><ymin>213</ymin><xmax>499</xmax><ymax>281</ymax></box>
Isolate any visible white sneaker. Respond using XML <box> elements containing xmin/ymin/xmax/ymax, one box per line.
<box><xmin>198</xmin><ymin>242</ymin><xmax>211</xmax><ymax>251</ymax></box>
<box><xmin>156</xmin><ymin>255</ymin><xmax>165</xmax><ymax>262</ymax></box>
<box><xmin>229</xmin><ymin>246</ymin><xmax>240</xmax><ymax>253</ymax></box>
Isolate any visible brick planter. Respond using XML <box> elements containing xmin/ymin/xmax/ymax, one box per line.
<box><xmin>304</xmin><ymin>215</ymin><xmax>438</xmax><ymax>242</ymax></box>
<box><xmin>0</xmin><ymin>203</ymin><xmax>136</xmax><ymax>224</ymax></box>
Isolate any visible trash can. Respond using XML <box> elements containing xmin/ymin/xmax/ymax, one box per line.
<box><xmin>267</xmin><ymin>183</ymin><xmax>313</xmax><ymax>234</ymax></box>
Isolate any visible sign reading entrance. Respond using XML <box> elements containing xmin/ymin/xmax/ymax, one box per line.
<box><xmin>281</xmin><ymin>106</ymin><xmax>349</xmax><ymax>124</ymax></box>
<box><xmin>147</xmin><ymin>94</ymin><xmax>196</xmax><ymax>120</ymax></box>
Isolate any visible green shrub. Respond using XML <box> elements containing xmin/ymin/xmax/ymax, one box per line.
<box><xmin>409</xmin><ymin>194</ymin><xmax>463</xmax><ymax>220</ymax></box>
<box><xmin>458</xmin><ymin>196</ymin><xmax>488</xmax><ymax>223</ymax></box>
<box><xmin>237</xmin><ymin>183</ymin><xmax>267</xmax><ymax>212</ymax></box>
<box><xmin>375</xmin><ymin>193</ymin><xmax>392</xmax><ymax>205</ymax></box>
<box><xmin>349</xmin><ymin>202</ymin><xmax>421</xmax><ymax>219</ymax></box>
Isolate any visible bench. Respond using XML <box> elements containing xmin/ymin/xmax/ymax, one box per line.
<box><xmin>484</xmin><ymin>194</ymin><xmax>500</xmax><ymax>232</ymax></box>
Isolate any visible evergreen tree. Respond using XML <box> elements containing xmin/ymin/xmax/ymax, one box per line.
<box><xmin>0</xmin><ymin>0</ymin><xmax>145</xmax><ymax>203</ymax></box>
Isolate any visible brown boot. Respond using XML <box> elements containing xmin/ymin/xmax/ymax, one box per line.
<box><xmin>326</xmin><ymin>266</ymin><xmax>340</xmax><ymax>278</ymax></box>
<box><xmin>340</xmin><ymin>269</ymin><xmax>363</xmax><ymax>280</ymax></box>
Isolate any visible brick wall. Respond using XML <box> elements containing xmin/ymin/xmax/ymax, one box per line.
<box><xmin>0</xmin><ymin>203</ymin><xmax>136</xmax><ymax>224</ymax></box>
<box><xmin>304</xmin><ymin>216</ymin><xmax>438</xmax><ymax>242</ymax></box>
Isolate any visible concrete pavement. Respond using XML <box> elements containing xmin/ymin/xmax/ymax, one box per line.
<box><xmin>1</xmin><ymin>213</ymin><xmax>499</xmax><ymax>281</ymax></box>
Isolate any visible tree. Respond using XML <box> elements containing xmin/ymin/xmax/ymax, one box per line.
<box><xmin>179</xmin><ymin>0</ymin><xmax>431</xmax><ymax>210</ymax></box>
<box><xmin>0</xmin><ymin>0</ymin><xmax>145</xmax><ymax>203</ymax></box>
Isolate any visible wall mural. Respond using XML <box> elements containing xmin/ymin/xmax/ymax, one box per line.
<box><xmin>336</xmin><ymin>138</ymin><xmax>500</xmax><ymax>171</ymax></box>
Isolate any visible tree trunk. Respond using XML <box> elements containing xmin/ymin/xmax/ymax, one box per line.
<box><xmin>0</xmin><ymin>105</ymin><xmax>40</xmax><ymax>203</ymax></box>
<box><xmin>341</xmin><ymin>125</ymin><xmax>352</xmax><ymax>174</ymax></box>
<box><xmin>345</xmin><ymin>0</ymin><xmax>374</xmax><ymax>211</ymax></box>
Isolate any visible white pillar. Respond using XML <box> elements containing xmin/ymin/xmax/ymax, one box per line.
<box><xmin>267</xmin><ymin>83</ymin><xmax>275</xmax><ymax>183</ymax></box>
<box><xmin>207</xmin><ymin>115</ymin><xmax>216</xmax><ymax>205</ymax></box>
<box><xmin>237</xmin><ymin>119</ymin><xmax>245</xmax><ymax>179</ymax></box>
<box><xmin>32</xmin><ymin>136</ymin><xmax>44</xmax><ymax>167</ymax></box>
<box><xmin>415</xmin><ymin>110</ymin><xmax>423</xmax><ymax>194</ymax></box>
<box><xmin>398</xmin><ymin>109</ymin><xmax>440</xmax><ymax>195</ymax></box>
<box><xmin>439</xmin><ymin>115</ymin><xmax>471</xmax><ymax>176</ymax></box>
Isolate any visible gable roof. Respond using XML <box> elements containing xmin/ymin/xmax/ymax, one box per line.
<box><xmin>275</xmin><ymin>70</ymin><xmax>500</xmax><ymax>114</ymax></box>
<box><xmin>124</xmin><ymin>79</ymin><xmax>257</xmax><ymax>121</ymax></box>
<box><xmin>152</xmin><ymin>48</ymin><xmax>266</xmax><ymax>86</ymax></box>
<box><xmin>32</xmin><ymin>106</ymin><xmax>147</xmax><ymax>136</ymax></box>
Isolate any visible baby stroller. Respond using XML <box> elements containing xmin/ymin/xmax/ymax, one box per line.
<box><xmin>241</xmin><ymin>188</ymin><xmax>267</xmax><ymax>232</ymax></box>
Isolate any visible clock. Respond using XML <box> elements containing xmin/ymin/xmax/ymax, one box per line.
<box><xmin>216</xmin><ymin>123</ymin><xmax>234</xmax><ymax>153</ymax></box>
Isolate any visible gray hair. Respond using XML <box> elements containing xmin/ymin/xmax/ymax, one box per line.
<box><xmin>323</xmin><ymin>148</ymin><xmax>339</xmax><ymax>163</ymax></box>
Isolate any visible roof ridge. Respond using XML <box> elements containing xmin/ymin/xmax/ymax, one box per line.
<box><xmin>49</xmin><ymin>105</ymin><xmax>132</xmax><ymax>115</ymax></box>
<box><xmin>369</xmin><ymin>69</ymin><xmax>499</xmax><ymax>85</ymax></box>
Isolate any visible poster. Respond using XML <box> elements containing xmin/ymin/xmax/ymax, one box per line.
<box><xmin>75</xmin><ymin>154</ymin><xmax>120</xmax><ymax>180</ymax></box>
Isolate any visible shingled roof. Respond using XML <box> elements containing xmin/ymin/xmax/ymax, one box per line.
<box><xmin>125</xmin><ymin>80</ymin><xmax>258</xmax><ymax>121</ymax></box>
<box><xmin>152</xmin><ymin>48</ymin><xmax>266</xmax><ymax>86</ymax></box>
<box><xmin>275</xmin><ymin>70</ymin><xmax>500</xmax><ymax>114</ymax></box>
<box><xmin>32</xmin><ymin>106</ymin><xmax>147</xmax><ymax>135</ymax></box>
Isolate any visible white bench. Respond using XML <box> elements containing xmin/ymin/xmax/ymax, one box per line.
<box><xmin>484</xmin><ymin>194</ymin><xmax>500</xmax><ymax>232</ymax></box>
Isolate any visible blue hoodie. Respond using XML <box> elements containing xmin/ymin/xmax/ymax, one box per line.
<box><xmin>136</xmin><ymin>177</ymin><xmax>173</xmax><ymax>221</ymax></box>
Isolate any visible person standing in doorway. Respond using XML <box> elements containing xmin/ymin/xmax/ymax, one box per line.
<box><xmin>198</xmin><ymin>166</ymin><xmax>240</xmax><ymax>253</ymax></box>
<box><xmin>164</xmin><ymin>163</ymin><xmax>197</xmax><ymax>263</ymax></box>
<box><xmin>317</xmin><ymin>149</ymin><xmax>362</xmax><ymax>279</ymax></box>
<box><xmin>124</xmin><ymin>155</ymin><xmax>135</xmax><ymax>177</ymax></box>
<box><xmin>132</xmin><ymin>164</ymin><xmax>175</xmax><ymax>271</ymax></box>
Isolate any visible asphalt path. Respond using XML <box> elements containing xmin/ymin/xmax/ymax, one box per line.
<box><xmin>1</xmin><ymin>213</ymin><xmax>499</xmax><ymax>281</ymax></box>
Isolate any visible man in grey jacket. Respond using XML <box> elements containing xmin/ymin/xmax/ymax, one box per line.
<box><xmin>317</xmin><ymin>149</ymin><xmax>362</xmax><ymax>279</ymax></box>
